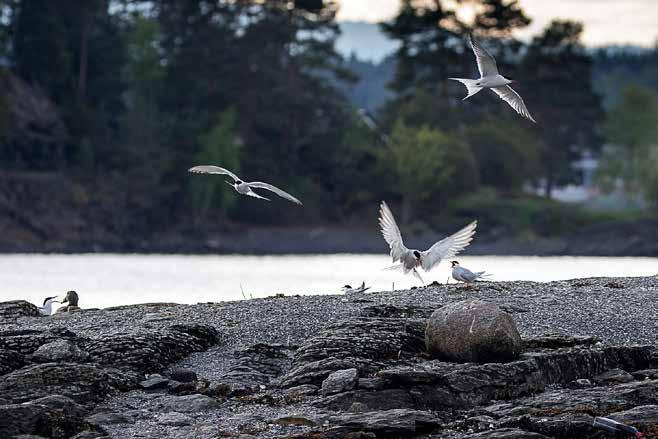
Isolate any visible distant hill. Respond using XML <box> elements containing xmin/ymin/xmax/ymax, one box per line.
<box><xmin>339</xmin><ymin>54</ymin><xmax>396</xmax><ymax>113</ymax></box>
<box><xmin>337</xmin><ymin>21</ymin><xmax>399</xmax><ymax>62</ymax></box>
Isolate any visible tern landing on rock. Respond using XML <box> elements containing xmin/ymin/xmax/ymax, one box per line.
<box><xmin>449</xmin><ymin>35</ymin><xmax>536</xmax><ymax>123</ymax></box>
<box><xmin>188</xmin><ymin>165</ymin><xmax>302</xmax><ymax>205</ymax></box>
<box><xmin>450</xmin><ymin>260</ymin><xmax>490</xmax><ymax>285</ymax></box>
<box><xmin>379</xmin><ymin>201</ymin><xmax>477</xmax><ymax>284</ymax></box>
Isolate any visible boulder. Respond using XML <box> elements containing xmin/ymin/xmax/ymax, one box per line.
<box><xmin>31</xmin><ymin>340</ymin><xmax>88</xmax><ymax>363</ymax></box>
<box><xmin>156</xmin><ymin>411</ymin><xmax>194</xmax><ymax>426</ymax></box>
<box><xmin>593</xmin><ymin>368</ymin><xmax>634</xmax><ymax>385</ymax></box>
<box><xmin>321</xmin><ymin>368</ymin><xmax>358</xmax><ymax>396</ymax></box>
<box><xmin>140</xmin><ymin>375</ymin><xmax>170</xmax><ymax>390</ymax></box>
<box><xmin>0</xmin><ymin>395</ymin><xmax>89</xmax><ymax>439</ymax></box>
<box><xmin>157</xmin><ymin>394</ymin><xmax>220</xmax><ymax>413</ymax></box>
<box><xmin>425</xmin><ymin>300</ymin><xmax>522</xmax><ymax>363</ymax></box>
<box><xmin>168</xmin><ymin>367</ymin><xmax>197</xmax><ymax>383</ymax></box>
<box><xmin>86</xmin><ymin>412</ymin><xmax>135</xmax><ymax>426</ymax></box>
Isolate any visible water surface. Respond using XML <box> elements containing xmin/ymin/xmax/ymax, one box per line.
<box><xmin>3</xmin><ymin>254</ymin><xmax>656</xmax><ymax>309</ymax></box>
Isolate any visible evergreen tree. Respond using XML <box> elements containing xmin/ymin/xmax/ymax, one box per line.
<box><xmin>520</xmin><ymin>20</ymin><xmax>603</xmax><ymax>197</ymax></box>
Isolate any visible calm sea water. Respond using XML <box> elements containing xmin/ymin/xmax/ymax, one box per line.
<box><xmin>2</xmin><ymin>254</ymin><xmax>657</xmax><ymax>309</ymax></box>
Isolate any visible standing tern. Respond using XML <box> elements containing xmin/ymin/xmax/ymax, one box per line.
<box><xmin>450</xmin><ymin>260</ymin><xmax>490</xmax><ymax>285</ymax></box>
<box><xmin>378</xmin><ymin>201</ymin><xmax>477</xmax><ymax>284</ymax></box>
<box><xmin>449</xmin><ymin>35</ymin><xmax>536</xmax><ymax>123</ymax></box>
<box><xmin>38</xmin><ymin>296</ymin><xmax>60</xmax><ymax>316</ymax></box>
<box><xmin>188</xmin><ymin>165</ymin><xmax>302</xmax><ymax>205</ymax></box>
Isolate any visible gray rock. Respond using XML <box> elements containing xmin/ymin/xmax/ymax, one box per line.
<box><xmin>464</xmin><ymin>428</ymin><xmax>550</xmax><ymax>438</ymax></box>
<box><xmin>287</xmin><ymin>384</ymin><xmax>318</xmax><ymax>396</ymax></box>
<box><xmin>0</xmin><ymin>362</ymin><xmax>139</xmax><ymax>404</ymax></box>
<box><xmin>608</xmin><ymin>404</ymin><xmax>658</xmax><ymax>434</ymax></box>
<box><xmin>86</xmin><ymin>411</ymin><xmax>135</xmax><ymax>425</ymax></box>
<box><xmin>632</xmin><ymin>369</ymin><xmax>658</xmax><ymax>380</ymax></box>
<box><xmin>83</xmin><ymin>323</ymin><xmax>219</xmax><ymax>373</ymax></box>
<box><xmin>326</xmin><ymin>409</ymin><xmax>441</xmax><ymax>435</ymax></box>
<box><xmin>0</xmin><ymin>300</ymin><xmax>40</xmax><ymax>321</ymax></box>
<box><xmin>156</xmin><ymin>411</ymin><xmax>194</xmax><ymax>426</ymax></box>
<box><xmin>31</xmin><ymin>339</ymin><xmax>88</xmax><ymax>363</ymax></box>
<box><xmin>573</xmin><ymin>378</ymin><xmax>593</xmax><ymax>387</ymax></box>
<box><xmin>140</xmin><ymin>375</ymin><xmax>170</xmax><ymax>390</ymax></box>
<box><xmin>168</xmin><ymin>367</ymin><xmax>197</xmax><ymax>383</ymax></box>
<box><xmin>0</xmin><ymin>348</ymin><xmax>26</xmax><ymax>375</ymax></box>
<box><xmin>158</xmin><ymin>394</ymin><xmax>220</xmax><ymax>413</ymax></box>
<box><xmin>321</xmin><ymin>368</ymin><xmax>358</xmax><ymax>396</ymax></box>
<box><xmin>425</xmin><ymin>300</ymin><xmax>523</xmax><ymax>363</ymax></box>
<box><xmin>281</xmin><ymin>317</ymin><xmax>425</xmax><ymax>388</ymax></box>
<box><xmin>71</xmin><ymin>433</ymin><xmax>109</xmax><ymax>439</ymax></box>
<box><xmin>0</xmin><ymin>395</ymin><xmax>89</xmax><ymax>439</ymax></box>
<box><xmin>594</xmin><ymin>368</ymin><xmax>634</xmax><ymax>384</ymax></box>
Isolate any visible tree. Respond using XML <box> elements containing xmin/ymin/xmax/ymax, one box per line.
<box><xmin>597</xmin><ymin>85</ymin><xmax>658</xmax><ymax>205</ymax></box>
<box><xmin>520</xmin><ymin>20</ymin><xmax>603</xmax><ymax>197</ymax></box>
<box><xmin>379</xmin><ymin>118</ymin><xmax>477</xmax><ymax>222</ymax></box>
<box><xmin>465</xmin><ymin>117</ymin><xmax>540</xmax><ymax>192</ymax></box>
<box><xmin>188</xmin><ymin>109</ymin><xmax>241</xmax><ymax>216</ymax></box>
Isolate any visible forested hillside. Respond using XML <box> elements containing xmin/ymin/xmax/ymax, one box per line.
<box><xmin>0</xmin><ymin>0</ymin><xmax>655</xmax><ymax>252</ymax></box>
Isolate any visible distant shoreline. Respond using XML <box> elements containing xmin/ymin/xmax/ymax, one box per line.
<box><xmin>1</xmin><ymin>218</ymin><xmax>658</xmax><ymax>256</ymax></box>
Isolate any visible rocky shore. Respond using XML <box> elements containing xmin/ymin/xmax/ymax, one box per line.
<box><xmin>0</xmin><ymin>276</ymin><xmax>657</xmax><ymax>438</ymax></box>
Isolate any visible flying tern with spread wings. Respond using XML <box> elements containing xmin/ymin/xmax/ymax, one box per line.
<box><xmin>378</xmin><ymin>201</ymin><xmax>477</xmax><ymax>284</ymax></box>
<box><xmin>188</xmin><ymin>165</ymin><xmax>302</xmax><ymax>205</ymax></box>
<box><xmin>449</xmin><ymin>35</ymin><xmax>536</xmax><ymax>122</ymax></box>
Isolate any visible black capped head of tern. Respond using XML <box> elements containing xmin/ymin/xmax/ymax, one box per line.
<box><xmin>451</xmin><ymin>260</ymin><xmax>460</xmax><ymax>268</ymax></box>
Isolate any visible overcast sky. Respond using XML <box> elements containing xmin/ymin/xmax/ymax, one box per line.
<box><xmin>336</xmin><ymin>0</ymin><xmax>658</xmax><ymax>47</ymax></box>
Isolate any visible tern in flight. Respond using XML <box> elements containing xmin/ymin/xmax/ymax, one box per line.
<box><xmin>189</xmin><ymin>165</ymin><xmax>302</xmax><ymax>205</ymax></box>
<box><xmin>378</xmin><ymin>201</ymin><xmax>477</xmax><ymax>284</ymax></box>
<box><xmin>449</xmin><ymin>35</ymin><xmax>536</xmax><ymax>123</ymax></box>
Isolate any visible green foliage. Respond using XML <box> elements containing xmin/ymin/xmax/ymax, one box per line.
<box><xmin>465</xmin><ymin>118</ymin><xmax>540</xmax><ymax>191</ymax></box>
<box><xmin>597</xmin><ymin>85</ymin><xmax>658</xmax><ymax>205</ymax></box>
<box><xmin>188</xmin><ymin>110</ymin><xmax>241</xmax><ymax>215</ymax></box>
<box><xmin>379</xmin><ymin>118</ymin><xmax>476</xmax><ymax>221</ymax></box>
<box><xmin>449</xmin><ymin>188</ymin><xmax>645</xmax><ymax>236</ymax></box>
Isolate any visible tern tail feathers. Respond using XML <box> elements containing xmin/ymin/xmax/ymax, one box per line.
<box><xmin>449</xmin><ymin>78</ymin><xmax>483</xmax><ymax>100</ymax></box>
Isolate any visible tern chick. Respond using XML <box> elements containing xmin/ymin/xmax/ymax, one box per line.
<box><xmin>379</xmin><ymin>201</ymin><xmax>477</xmax><ymax>284</ymax></box>
<box><xmin>189</xmin><ymin>165</ymin><xmax>302</xmax><ymax>205</ymax></box>
<box><xmin>451</xmin><ymin>261</ymin><xmax>490</xmax><ymax>285</ymax></box>
<box><xmin>56</xmin><ymin>290</ymin><xmax>80</xmax><ymax>313</ymax></box>
<box><xmin>449</xmin><ymin>35</ymin><xmax>536</xmax><ymax>122</ymax></box>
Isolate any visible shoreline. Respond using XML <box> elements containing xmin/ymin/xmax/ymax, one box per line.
<box><xmin>1</xmin><ymin>217</ymin><xmax>658</xmax><ymax>256</ymax></box>
<box><xmin>1</xmin><ymin>276</ymin><xmax>657</xmax><ymax>438</ymax></box>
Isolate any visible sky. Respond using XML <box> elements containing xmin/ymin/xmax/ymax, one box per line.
<box><xmin>336</xmin><ymin>0</ymin><xmax>658</xmax><ymax>48</ymax></box>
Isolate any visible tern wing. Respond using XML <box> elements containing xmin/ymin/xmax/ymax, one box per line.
<box><xmin>420</xmin><ymin>221</ymin><xmax>477</xmax><ymax>271</ymax></box>
<box><xmin>245</xmin><ymin>190</ymin><xmax>270</xmax><ymax>201</ymax></box>
<box><xmin>188</xmin><ymin>165</ymin><xmax>240</xmax><ymax>181</ymax></box>
<box><xmin>247</xmin><ymin>182</ymin><xmax>302</xmax><ymax>205</ymax></box>
<box><xmin>470</xmin><ymin>35</ymin><xmax>498</xmax><ymax>77</ymax></box>
<box><xmin>491</xmin><ymin>85</ymin><xmax>536</xmax><ymax>123</ymax></box>
<box><xmin>379</xmin><ymin>201</ymin><xmax>408</xmax><ymax>262</ymax></box>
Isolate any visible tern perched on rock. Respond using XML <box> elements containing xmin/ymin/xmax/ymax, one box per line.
<box><xmin>38</xmin><ymin>296</ymin><xmax>59</xmax><ymax>316</ymax></box>
<box><xmin>449</xmin><ymin>35</ymin><xmax>536</xmax><ymax>123</ymax></box>
<box><xmin>379</xmin><ymin>201</ymin><xmax>477</xmax><ymax>284</ymax></box>
<box><xmin>450</xmin><ymin>260</ymin><xmax>490</xmax><ymax>285</ymax></box>
<box><xmin>188</xmin><ymin>165</ymin><xmax>302</xmax><ymax>205</ymax></box>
